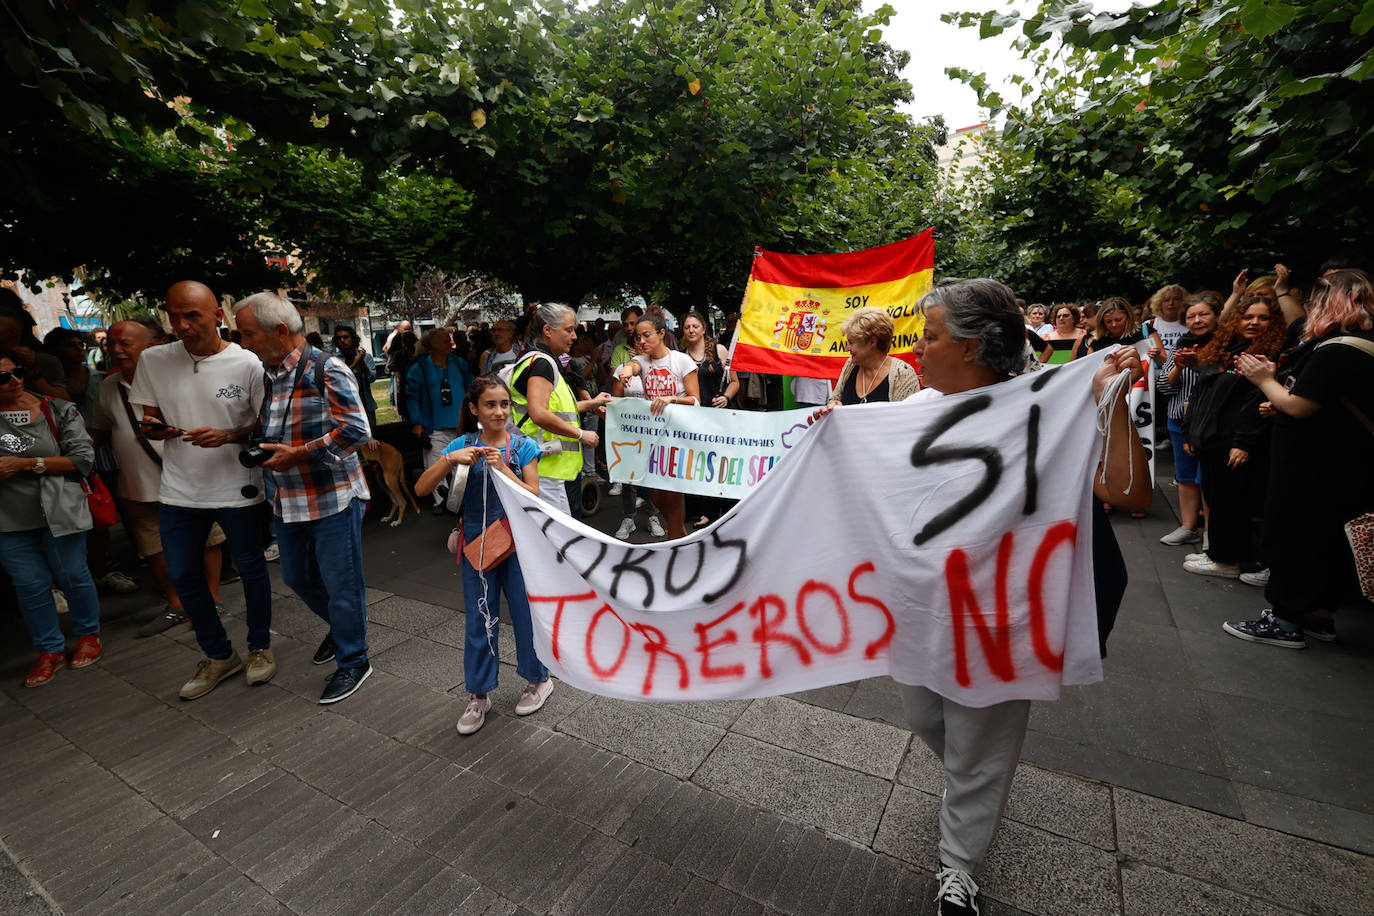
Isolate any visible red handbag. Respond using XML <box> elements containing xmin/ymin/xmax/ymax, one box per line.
<box><xmin>39</xmin><ymin>399</ymin><xmax>117</xmax><ymax>529</ymax></box>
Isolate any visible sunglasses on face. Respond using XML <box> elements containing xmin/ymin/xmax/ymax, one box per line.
<box><xmin>0</xmin><ymin>365</ymin><xmax>27</xmax><ymax>384</ymax></box>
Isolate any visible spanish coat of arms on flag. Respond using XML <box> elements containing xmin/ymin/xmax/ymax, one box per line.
<box><xmin>729</xmin><ymin>229</ymin><xmax>935</xmax><ymax>379</ymax></box>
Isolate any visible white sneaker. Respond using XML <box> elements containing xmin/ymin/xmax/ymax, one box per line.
<box><xmin>1183</xmin><ymin>556</ymin><xmax>1240</xmax><ymax>578</ymax></box>
<box><xmin>263</xmin><ymin>543</ymin><xmax>280</xmax><ymax>562</ymax></box>
<box><xmin>635</xmin><ymin>496</ymin><xmax>646</xmax><ymax>509</ymax></box>
<box><xmin>52</xmin><ymin>588</ymin><xmax>69</xmax><ymax>615</ymax></box>
<box><xmin>1159</xmin><ymin>525</ymin><xmax>1202</xmax><ymax>546</ymax></box>
<box><xmin>96</xmin><ymin>570</ymin><xmax>139</xmax><ymax>593</ymax></box>
<box><xmin>614</xmin><ymin>517</ymin><xmax>636</xmax><ymax>540</ymax></box>
<box><xmin>647</xmin><ymin>516</ymin><xmax>666</xmax><ymax>538</ymax></box>
<box><xmin>456</xmin><ymin>695</ymin><xmax>491</xmax><ymax>735</ymax></box>
<box><xmin>515</xmin><ymin>679</ymin><xmax>554</xmax><ymax>715</ymax></box>
<box><xmin>1184</xmin><ymin>552</ymin><xmax>1208</xmax><ymax>563</ymax></box>
<box><xmin>608</xmin><ymin>482</ymin><xmax>623</xmax><ymax>496</ymax></box>
<box><xmin>1239</xmin><ymin>568</ymin><xmax>1271</xmax><ymax>588</ymax></box>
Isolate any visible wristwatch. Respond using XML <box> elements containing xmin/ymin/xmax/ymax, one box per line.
<box><xmin>33</xmin><ymin>457</ymin><xmax>46</xmax><ymax>475</ymax></box>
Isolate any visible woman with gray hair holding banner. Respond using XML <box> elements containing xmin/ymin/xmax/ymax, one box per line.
<box><xmin>508</xmin><ymin>303</ymin><xmax>612</xmax><ymax>516</ymax></box>
<box><xmin>907</xmin><ymin>278</ymin><xmax>1148</xmax><ymax>916</ymax></box>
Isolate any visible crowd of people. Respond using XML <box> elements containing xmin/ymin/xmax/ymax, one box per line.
<box><xmin>1</xmin><ymin>257</ymin><xmax>1370</xmax><ymax>916</ymax></box>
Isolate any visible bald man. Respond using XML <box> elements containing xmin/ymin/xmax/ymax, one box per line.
<box><xmin>89</xmin><ymin>318</ymin><xmax>230</xmax><ymax>636</ymax></box>
<box><xmin>129</xmin><ymin>281</ymin><xmax>274</xmax><ymax>701</ymax></box>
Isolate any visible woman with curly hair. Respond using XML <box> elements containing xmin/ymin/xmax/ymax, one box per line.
<box><xmin>1179</xmin><ymin>293</ymin><xmax>1286</xmax><ymax>579</ymax></box>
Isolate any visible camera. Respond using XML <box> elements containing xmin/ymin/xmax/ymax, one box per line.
<box><xmin>238</xmin><ymin>435</ymin><xmax>281</xmax><ymax>468</ymax></box>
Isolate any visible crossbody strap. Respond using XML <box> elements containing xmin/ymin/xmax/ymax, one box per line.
<box><xmin>116</xmin><ymin>383</ymin><xmax>162</xmax><ymax>467</ymax></box>
<box><xmin>37</xmin><ymin>398</ymin><xmax>91</xmax><ymax>492</ymax></box>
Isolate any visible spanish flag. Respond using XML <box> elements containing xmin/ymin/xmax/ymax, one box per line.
<box><xmin>730</xmin><ymin>229</ymin><xmax>935</xmax><ymax>379</ymax></box>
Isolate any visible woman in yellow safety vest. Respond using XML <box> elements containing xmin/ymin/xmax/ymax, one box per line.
<box><xmin>508</xmin><ymin>303</ymin><xmax>612</xmax><ymax>516</ymax></box>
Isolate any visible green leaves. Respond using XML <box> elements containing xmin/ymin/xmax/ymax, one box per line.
<box><xmin>1239</xmin><ymin>0</ymin><xmax>1298</xmax><ymax>40</ymax></box>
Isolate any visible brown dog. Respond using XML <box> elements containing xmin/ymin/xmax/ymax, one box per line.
<box><xmin>362</xmin><ymin>440</ymin><xmax>420</xmax><ymax>527</ymax></box>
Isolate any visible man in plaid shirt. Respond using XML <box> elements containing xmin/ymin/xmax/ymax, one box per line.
<box><xmin>232</xmin><ymin>292</ymin><xmax>374</xmax><ymax>704</ymax></box>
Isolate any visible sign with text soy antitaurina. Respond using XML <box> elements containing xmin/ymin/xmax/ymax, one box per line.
<box><xmin>495</xmin><ymin>352</ymin><xmax>1116</xmax><ymax>708</ymax></box>
<box><xmin>730</xmin><ymin>230</ymin><xmax>935</xmax><ymax>379</ymax></box>
<box><xmin>604</xmin><ymin>399</ymin><xmax>815</xmax><ymax>499</ymax></box>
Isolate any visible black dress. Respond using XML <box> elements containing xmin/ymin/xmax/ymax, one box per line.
<box><xmin>1264</xmin><ymin>328</ymin><xmax>1374</xmax><ymax>622</ymax></box>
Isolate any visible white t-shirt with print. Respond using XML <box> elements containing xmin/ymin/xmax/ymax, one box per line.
<box><xmin>633</xmin><ymin>351</ymin><xmax>698</xmax><ymax>400</ymax></box>
<box><xmin>1150</xmin><ymin>318</ymin><xmax>1187</xmax><ymax>357</ymax></box>
<box><xmin>128</xmin><ymin>341</ymin><xmax>265</xmax><ymax>508</ymax></box>
<box><xmin>90</xmin><ymin>373</ymin><xmax>165</xmax><ymax>502</ymax></box>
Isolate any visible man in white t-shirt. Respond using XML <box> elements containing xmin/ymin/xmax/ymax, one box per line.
<box><xmin>88</xmin><ymin>317</ymin><xmax>229</xmax><ymax>637</ymax></box>
<box><xmin>129</xmin><ymin>280</ymin><xmax>275</xmax><ymax>701</ymax></box>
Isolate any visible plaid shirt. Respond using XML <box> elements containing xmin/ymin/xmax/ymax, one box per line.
<box><xmin>261</xmin><ymin>341</ymin><xmax>371</xmax><ymax>523</ymax></box>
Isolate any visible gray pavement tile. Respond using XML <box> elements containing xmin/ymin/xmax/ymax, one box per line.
<box><xmin>621</xmin><ymin>780</ymin><xmax>710</xmax><ymax>864</ymax></box>
<box><xmin>0</xmin><ymin>844</ymin><xmax>55</xmax><ymax>916</ymax></box>
<box><xmin>1098</xmin><ymin>618</ymin><xmax>1197</xmax><ymax>685</ymax></box>
<box><xmin>741</xmin><ymin>816</ymin><xmax>810</xmax><ymax>904</ymax></box>
<box><xmin>1181</xmin><ymin>627</ymin><xmax>1374</xmax><ymax>722</ymax></box>
<box><xmin>730</xmin><ymin>695</ymin><xmax>909</xmax><ymax>779</ymax></box>
<box><xmin>9</xmin><ymin>776</ymin><xmax>160</xmax><ymax>862</ymax></box>
<box><xmin>357</xmin><ymin>854</ymin><xmax>450</xmax><ymax>915</ymax></box>
<box><xmin>842</xmin><ymin>677</ymin><xmax>910</xmax><ymax>729</ymax></box>
<box><xmin>359</xmin><ymin>757</ymin><xmax>471</xmax><ymax>839</ymax></box>
<box><xmin>358</xmin><ymin>620</ymin><xmax>411</xmax><ymax>657</ymax></box>
<box><xmin>417</xmin><ymin>776</ymin><xmax>520</xmax><ymax>860</ymax></box>
<box><xmin>872</xmin><ymin>784</ymin><xmax>940</xmax><ymax>869</ymax></box>
<box><xmin>136</xmin><ymin>746</ymin><xmax>277</xmax><ymax>819</ymax></box>
<box><xmin>1004</xmin><ymin>765</ymin><xmax>1116</xmax><ymax>851</ymax></box>
<box><xmin>670</xmin><ymin>698</ymin><xmax>753</xmax><ymax>729</ymax></box>
<box><xmin>1115</xmin><ymin>787</ymin><xmax>1374</xmax><ymax>914</ymax></box>
<box><xmin>1119</xmin><ymin>861</ymin><xmax>1293</xmax><ymax>916</ymax></box>
<box><xmin>544</xmin><ymin>754</ymin><xmax>664</xmax><ymax>837</ymax></box>
<box><xmin>717</xmin><ymin>808</ymin><xmax>781</xmax><ymax>895</ymax></box>
<box><xmin>980</xmin><ymin>820</ymin><xmax>1121</xmax><ymax>916</ymax></box>
<box><xmin>274</xmin><ymin>819</ymin><xmax>411</xmax><ymax>913</ymax></box>
<box><xmin>388</xmin><ymin>863</ymin><xmax>484</xmax><ymax>916</ymax></box>
<box><xmin>1199</xmin><ymin>691</ymin><xmax>1374</xmax><ymax>815</ymax></box>
<box><xmin>539</xmin><ymin>826</ymin><xmax>629</xmax><ymax>916</ymax></box>
<box><xmin>766</xmin><ymin>826</ymin><xmax>849</xmax><ymax>914</ymax></box>
<box><xmin>670</xmin><ymin>792</ymin><xmax>755</xmax><ymax>882</ymax></box>
<box><xmin>365</xmin><ymin>586</ymin><xmax>395</xmax><ymax>604</ymax></box>
<box><xmin>177</xmin><ymin>768</ymin><xmax>312</xmax><ymax>855</ymax></box>
<box><xmin>263</xmin><ymin>594</ymin><xmax>326</xmax><ymax>641</ymax></box>
<box><xmin>673</xmin><ymin>877</ymin><xmax>764</xmax><ymax>916</ymax></box>
<box><xmin>44</xmin><ymin>817</ymin><xmax>191</xmax><ymax>911</ymax></box>
<box><xmin>1020</xmin><ymin>730</ymin><xmax>1243</xmax><ymax>820</ymax></box>
<box><xmin>324</xmin><ymin>668</ymin><xmax>456</xmax><ymax>747</ymax></box>
<box><xmin>477</xmin><ymin>721</ymin><xmax>567</xmax><ymax>794</ymax></box>
<box><xmin>858</xmin><ymin>855</ymin><xmax>925</xmax><ymax>916</ymax></box>
<box><xmin>694</xmin><ymin>734</ymin><xmax>891</xmax><ymax>845</ymax></box>
<box><xmin>490</xmin><ymin>811</ymin><xmax>589</xmax><ymax>907</ymax></box>
<box><xmin>131</xmin><ymin>856</ymin><xmax>255</xmax><ymax>916</ymax></box>
<box><xmin>573</xmin><ymin>845</ymin><xmax>655</xmax><ymax>914</ymax></box>
<box><xmin>557</xmin><ymin>695</ymin><xmax>725</xmax><ymax>779</ymax></box>
<box><xmin>369</xmin><ymin>635</ymin><xmax>466</xmax><ymax>693</ymax></box>
<box><xmin>822</xmin><ymin>845</ymin><xmax>878</xmax><ymax>916</ymax></box>
<box><xmin>1234</xmin><ymin>783</ymin><xmax>1374</xmax><ymax>857</ymax></box>
<box><xmin>787</xmin><ymin>682</ymin><xmax>858</xmax><ymax>713</ymax></box>
<box><xmin>365</xmin><ymin>595</ymin><xmax>458</xmax><ymax>636</ymax></box>
<box><xmin>604</xmin><ymin>852</ymin><xmax>694</xmax><ymax>915</ymax></box>
<box><xmin>242</xmin><ymin>804</ymin><xmax>369</xmax><ymax>893</ymax></box>
<box><xmin>1027</xmin><ymin>675</ymin><xmax>1228</xmax><ymax>777</ymax></box>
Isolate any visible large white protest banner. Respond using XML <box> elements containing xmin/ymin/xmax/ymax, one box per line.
<box><xmin>604</xmin><ymin>400</ymin><xmax>815</xmax><ymax>499</ymax></box>
<box><xmin>496</xmin><ymin>352</ymin><xmax>1116</xmax><ymax>708</ymax></box>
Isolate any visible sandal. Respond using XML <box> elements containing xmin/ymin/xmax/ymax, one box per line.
<box><xmin>70</xmin><ymin>634</ymin><xmax>102</xmax><ymax>669</ymax></box>
<box><xmin>25</xmin><ymin>652</ymin><xmax>65</xmax><ymax>688</ymax></box>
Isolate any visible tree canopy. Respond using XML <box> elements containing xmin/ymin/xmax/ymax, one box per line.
<box><xmin>939</xmin><ymin>0</ymin><xmax>1373</xmax><ymax>300</ymax></box>
<box><xmin>3</xmin><ymin>0</ymin><xmax>938</xmax><ymax>312</ymax></box>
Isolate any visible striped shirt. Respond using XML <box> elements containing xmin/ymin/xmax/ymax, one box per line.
<box><xmin>260</xmin><ymin>341</ymin><xmax>371</xmax><ymax>523</ymax></box>
<box><xmin>1155</xmin><ymin>335</ymin><xmax>1207</xmax><ymax>422</ymax></box>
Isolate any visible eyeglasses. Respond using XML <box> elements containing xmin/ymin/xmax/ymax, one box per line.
<box><xmin>0</xmin><ymin>365</ymin><xmax>27</xmax><ymax>384</ymax></box>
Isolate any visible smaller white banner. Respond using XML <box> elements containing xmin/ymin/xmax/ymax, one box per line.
<box><xmin>605</xmin><ymin>400</ymin><xmax>815</xmax><ymax>499</ymax></box>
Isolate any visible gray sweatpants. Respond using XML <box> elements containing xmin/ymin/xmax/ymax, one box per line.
<box><xmin>899</xmin><ymin>684</ymin><xmax>1031</xmax><ymax>874</ymax></box>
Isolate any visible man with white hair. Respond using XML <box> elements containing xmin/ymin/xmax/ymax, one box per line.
<box><xmin>234</xmin><ymin>292</ymin><xmax>374</xmax><ymax>705</ymax></box>
<box><xmin>129</xmin><ymin>280</ymin><xmax>274</xmax><ymax>700</ymax></box>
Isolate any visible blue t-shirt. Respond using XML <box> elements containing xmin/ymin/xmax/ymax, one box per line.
<box><xmin>442</xmin><ymin>432</ymin><xmax>541</xmax><ymax>534</ymax></box>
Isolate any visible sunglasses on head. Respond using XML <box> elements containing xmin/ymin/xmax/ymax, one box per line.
<box><xmin>0</xmin><ymin>365</ymin><xmax>27</xmax><ymax>385</ymax></box>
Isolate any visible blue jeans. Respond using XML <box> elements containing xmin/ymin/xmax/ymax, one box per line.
<box><xmin>0</xmin><ymin>528</ymin><xmax>100</xmax><ymax>653</ymax></box>
<box><xmin>272</xmin><ymin>498</ymin><xmax>369</xmax><ymax>669</ymax></box>
<box><xmin>460</xmin><ymin>552</ymin><xmax>546</xmax><ymax>694</ymax></box>
<box><xmin>161</xmin><ymin>503</ymin><xmax>273</xmax><ymax>660</ymax></box>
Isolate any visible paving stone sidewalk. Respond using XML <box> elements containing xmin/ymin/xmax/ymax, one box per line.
<box><xmin>1</xmin><ymin>473</ymin><xmax>1372</xmax><ymax>915</ymax></box>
